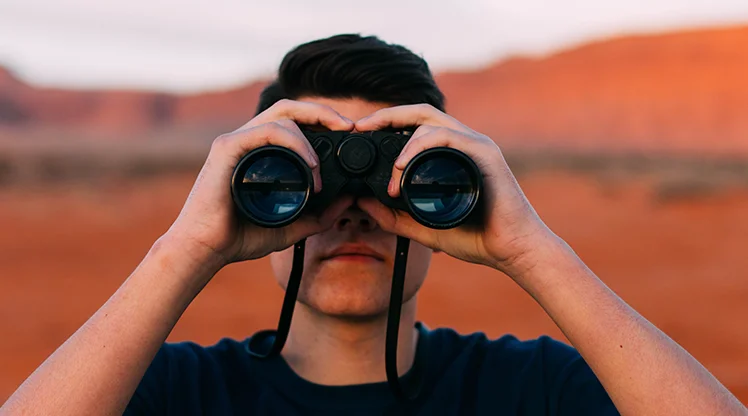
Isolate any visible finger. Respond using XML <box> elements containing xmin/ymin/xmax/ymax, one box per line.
<box><xmin>215</xmin><ymin>122</ymin><xmax>317</xmax><ymax>166</ymax></box>
<box><xmin>388</xmin><ymin>127</ymin><xmax>462</xmax><ymax>198</ymax></box>
<box><xmin>237</xmin><ymin>196</ymin><xmax>355</xmax><ymax>258</ymax></box>
<box><xmin>288</xmin><ymin>195</ymin><xmax>355</xmax><ymax>239</ymax></box>
<box><xmin>395</xmin><ymin>126</ymin><xmax>461</xmax><ymax>170</ymax></box>
<box><xmin>386</xmin><ymin>124</ymin><xmax>435</xmax><ymax>198</ymax></box>
<box><xmin>212</xmin><ymin>122</ymin><xmax>320</xmax><ymax>190</ymax></box>
<box><xmin>245</xmin><ymin>99</ymin><xmax>354</xmax><ymax>131</ymax></box>
<box><xmin>355</xmin><ymin>103</ymin><xmax>464</xmax><ymax>132</ymax></box>
<box><xmin>357</xmin><ymin>197</ymin><xmax>439</xmax><ymax>248</ymax></box>
<box><xmin>275</xmin><ymin>120</ymin><xmax>323</xmax><ymax>193</ymax></box>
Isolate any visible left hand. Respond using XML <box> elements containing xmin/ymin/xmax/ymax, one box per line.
<box><xmin>355</xmin><ymin>104</ymin><xmax>557</xmax><ymax>276</ymax></box>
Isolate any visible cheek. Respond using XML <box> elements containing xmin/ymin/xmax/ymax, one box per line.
<box><xmin>403</xmin><ymin>242</ymin><xmax>432</xmax><ymax>298</ymax></box>
<box><xmin>270</xmin><ymin>248</ymin><xmax>294</xmax><ymax>288</ymax></box>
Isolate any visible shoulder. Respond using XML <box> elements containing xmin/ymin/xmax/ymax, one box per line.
<box><xmin>125</xmin><ymin>338</ymin><xmax>251</xmax><ymax>415</ymax></box>
<box><xmin>484</xmin><ymin>333</ymin><xmax>583</xmax><ymax>377</ymax></box>
<box><xmin>154</xmin><ymin>337</ymin><xmax>250</xmax><ymax>367</ymax></box>
<box><xmin>140</xmin><ymin>337</ymin><xmax>247</xmax><ymax>379</ymax></box>
<box><xmin>426</xmin><ymin>325</ymin><xmax>580</xmax><ymax>374</ymax></box>
<box><xmin>424</xmin><ymin>326</ymin><xmax>618</xmax><ymax>415</ymax></box>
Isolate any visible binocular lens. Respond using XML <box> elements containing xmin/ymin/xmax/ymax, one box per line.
<box><xmin>402</xmin><ymin>150</ymin><xmax>480</xmax><ymax>229</ymax></box>
<box><xmin>232</xmin><ymin>143</ymin><xmax>481</xmax><ymax>229</ymax></box>
<box><xmin>232</xmin><ymin>148</ymin><xmax>311</xmax><ymax>227</ymax></box>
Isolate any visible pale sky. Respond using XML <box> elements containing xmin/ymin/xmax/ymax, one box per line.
<box><xmin>1</xmin><ymin>0</ymin><xmax>747</xmax><ymax>93</ymax></box>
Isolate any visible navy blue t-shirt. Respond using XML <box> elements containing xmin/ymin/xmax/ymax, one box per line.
<box><xmin>125</xmin><ymin>323</ymin><xmax>619</xmax><ymax>415</ymax></box>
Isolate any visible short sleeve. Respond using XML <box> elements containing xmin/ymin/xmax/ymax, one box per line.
<box><xmin>122</xmin><ymin>345</ymin><xmax>173</xmax><ymax>415</ymax></box>
<box><xmin>123</xmin><ymin>339</ymin><xmax>242</xmax><ymax>415</ymax></box>
<box><xmin>548</xmin><ymin>342</ymin><xmax>620</xmax><ymax>416</ymax></box>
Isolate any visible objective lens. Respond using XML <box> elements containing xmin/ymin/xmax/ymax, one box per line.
<box><xmin>402</xmin><ymin>149</ymin><xmax>480</xmax><ymax>229</ymax></box>
<box><xmin>232</xmin><ymin>147</ymin><xmax>311</xmax><ymax>227</ymax></box>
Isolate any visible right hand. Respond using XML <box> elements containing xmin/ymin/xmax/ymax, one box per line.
<box><xmin>163</xmin><ymin>99</ymin><xmax>355</xmax><ymax>272</ymax></box>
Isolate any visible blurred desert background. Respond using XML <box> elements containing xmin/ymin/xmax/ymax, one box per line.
<box><xmin>1</xmin><ymin>4</ymin><xmax>748</xmax><ymax>405</ymax></box>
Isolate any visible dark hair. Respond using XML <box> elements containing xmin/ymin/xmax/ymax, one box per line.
<box><xmin>255</xmin><ymin>34</ymin><xmax>445</xmax><ymax>115</ymax></box>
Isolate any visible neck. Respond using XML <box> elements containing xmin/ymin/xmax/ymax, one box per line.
<box><xmin>281</xmin><ymin>298</ymin><xmax>419</xmax><ymax>386</ymax></box>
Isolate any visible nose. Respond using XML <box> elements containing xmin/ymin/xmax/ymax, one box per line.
<box><xmin>334</xmin><ymin>204</ymin><xmax>378</xmax><ymax>232</ymax></box>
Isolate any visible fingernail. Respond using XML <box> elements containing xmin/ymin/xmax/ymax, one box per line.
<box><xmin>342</xmin><ymin>116</ymin><xmax>354</xmax><ymax>124</ymax></box>
<box><xmin>387</xmin><ymin>177</ymin><xmax>394</xmax><ymax>194</ymax></box>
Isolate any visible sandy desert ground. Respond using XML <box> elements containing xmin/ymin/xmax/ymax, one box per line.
<box><xmin>1</xmin><ymin>170</ymin><xmax>746</xmax><ymax>404</ymax></box>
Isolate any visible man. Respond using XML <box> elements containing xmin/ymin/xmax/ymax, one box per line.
<box><xmin>2</xmin><ymin>34</ymin><xmax>745</xmax><ymax>415</ymax></box>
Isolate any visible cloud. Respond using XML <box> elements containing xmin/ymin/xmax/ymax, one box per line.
<box><xmin>1</xmin><ymin>0</ymin><xmax>747</xmax><ymax>92</ymax></box>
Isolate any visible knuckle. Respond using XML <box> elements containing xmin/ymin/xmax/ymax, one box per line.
<box><xmin>414</xmin><ymin>125</ymin><xmax>433</xmax><ymax>134</ymax></box>
<box><xmin>275</xmin><ymin>98</ymin><xmax>293</xmax><ymax>107</ymax></box>
<box><xmin>267</xmin><ymin>122</ymin><xmax>300</xmax><ymax>145</ymax></box>
<box><xmin>275</xmin><ymin>119</ymin><xmax>296</xmax><ymax>129</ymax></box>
<box><xmin>408</xmin><ymin>135</ymin><xmax>426</xmax><ymax>147</ymax></box>
<box><xmin>416</xmin><ymin>103</ymin><xmax>436</xmax><ymax>114</ymax></box>
<box><xmin>211</xmin><ymin>133</ymin><xmax>233</xmax><ymax>150</ymax></box>
<box><xmin>262</xmin><ymin>121</ymin><xmax>286</xmax><ymax>136</ymax></box>
<box><xmin>271</xmin><ymin>99</ymin><xmax>294</xmax><ymax>113</ymax></box>
<box><xmin>411</xmin><ymin>131</ymin><xmax>435</xmax><ymax>146</ymax></box>
<box><xmin>267</xmin><ymin>120</ymin><xmax>283</xmax><ymax>130</ymax></box>
<box><xmin>317</xmin><ymin>107</ymin><xmax>340</xmax><ymax>122</ymax></box>
<box><xmin>431</xmin><ymin>126</ymin><xmax>447</xmax><ymax>134</ymax></box>
<box><xmin>368</xmin><ymin>108</ymin><xmax>386</xmax><ymax>118</ymax></box>
<box><xmin>480</xmin><ymin>133</ymin><xmax>495</xmax><ymax>144</ymax></box>
<box><xmin>473</xmin><ymin>132</ymin><xmax>495</xmax><ymax>147</ymax></box>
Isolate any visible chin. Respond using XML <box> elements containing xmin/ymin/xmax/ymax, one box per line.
<box><xmin>270</xmin><ymin>248</ymin><xmax>429</xmax><ymax>320</ymax></box>
<box><xmin>297</xmin><ymin>261</ymin><xmax>394</xmax><ymax>319</ymax></box>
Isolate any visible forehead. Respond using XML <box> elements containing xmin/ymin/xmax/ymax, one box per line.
<box><xmin>297</xmin><ymin>96</ymin><xmax>392</xmax><ymax>122</ymax></box>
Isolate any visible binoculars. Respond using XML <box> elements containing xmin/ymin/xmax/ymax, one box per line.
<box><xmin>231</xmin><ymin>129</ymin><xmax>483</xmax><ymax>229</ymax></box>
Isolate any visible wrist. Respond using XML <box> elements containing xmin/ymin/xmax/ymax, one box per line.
<box><xmin>150</xmin><ymin>232</ymin><xmax>227</xmax><ymax>287</ymax></box>
<box><xmin>494</xmin><ymin>230</ymin><xmax>576</xmax><ymax>283</ymax></box>
<box><xmin>118</xmin><ymin>234</ymin><xmax>226</xmax><ymax>319</ymax></box>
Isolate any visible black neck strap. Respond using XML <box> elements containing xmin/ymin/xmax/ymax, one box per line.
<box><xmin>246</xmin><ymin>235</ymin><xmax>424</xmax><ymax>402</ymax></box>
<box><xmin>385</xmin><ymin>235</ymin><xmax>423</xmax><ymax>401</ymax></box>
<box><xmin>247</xmin><ymin>239</ymin><xmax>305</xmax><ymax>359</ymax></box>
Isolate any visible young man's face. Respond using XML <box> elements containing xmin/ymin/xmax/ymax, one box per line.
<box><xmin>269</xmin><ymin>97</ymin><xmax>433</xmax><ymax>319</ymax></box>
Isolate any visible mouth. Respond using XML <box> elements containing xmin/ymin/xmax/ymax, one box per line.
<box><xmin>321</xmin><ymin>243</ymin><xmax>386</xmax><ymax>263</ymax></box>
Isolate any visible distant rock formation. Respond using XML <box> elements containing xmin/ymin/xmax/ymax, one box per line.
<box><xmin>439</xmin><ymin>25</ymin><xmax>748</xmax><ymax>155</ymax></box>
<box><xmin>1</xmin><ymin>25</ymin><xmax>747</xmax><ymax>155</ymax></box>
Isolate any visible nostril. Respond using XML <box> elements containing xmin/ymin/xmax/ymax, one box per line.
<box><xmin>360</xmin><ymin>218</ymin><xmax>377</xmax><ymax>231</ymax></box>
<box><xmin>335</xmin><ymin>210</ymin><xmax>377</xmax><ymax>231</ymax></box>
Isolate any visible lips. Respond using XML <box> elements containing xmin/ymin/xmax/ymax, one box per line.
<box><xmin>322</xmin><ymin>243</ymin><xmax>385</xmax><ymax>261</ymax></box>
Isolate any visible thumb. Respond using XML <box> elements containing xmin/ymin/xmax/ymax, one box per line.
<box><xmin>357</xmin><ymin>197</ymin><xmax>438</xmax><ymax>248</ymax></box>
<box><xmin>290</xmin><ymin>195</ymin><xmax>356</xmax><ymax>238</ymax></box>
